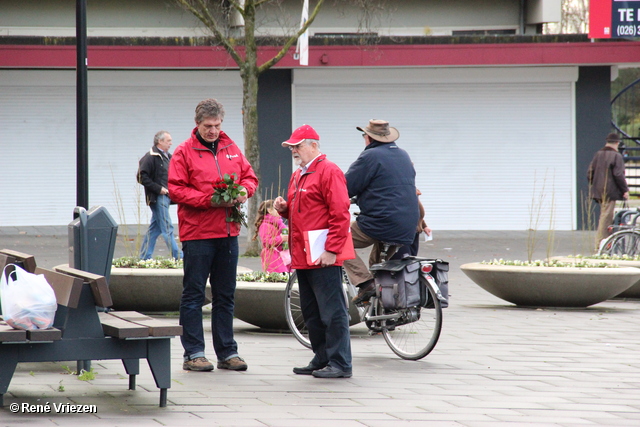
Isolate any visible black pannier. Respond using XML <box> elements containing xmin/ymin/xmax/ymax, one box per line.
<box><xmin>371</xmin><ymin>258</ymin><xmax>449</xmax><ymax>310</ymax></box>
<box><xmin>425</xmin><ymin>260</ymin><xmax>449</xmax><ymax>309</ymax></box>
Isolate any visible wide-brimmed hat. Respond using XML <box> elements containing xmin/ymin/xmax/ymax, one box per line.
<box><xmin>281</xmin><ymin>124</ymin><xmax>320</xmax><ymax>147</ymax></box>
<box><xmin>606</xmin><ymin>133</ymin><xmax>621</xmax><ymax>143</ymax></box>
<box><xmin>356</xmin><ymin>119</ymin><xmax>399</xmax><ymax>143</ymax></box>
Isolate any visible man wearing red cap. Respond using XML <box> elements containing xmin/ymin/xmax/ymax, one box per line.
<box><xmin>274</xmin><ymin>124</ymin><xmax>353</xmax><ymax>378</ymax></box>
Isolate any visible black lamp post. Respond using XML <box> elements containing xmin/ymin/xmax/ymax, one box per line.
<box><xmin>76</xmin><ymin>0</ymin><xmax>89</xmax><ymax>209</ymax></box>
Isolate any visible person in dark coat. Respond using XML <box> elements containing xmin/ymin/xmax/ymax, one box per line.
<box><xmin>587</xmin><ymin>132</ymin><xmax>629</xmax><ymax>251</ymax></box>
<box><xmin>343</xmin><ymin>119</ymin><xmax>419</xmax><ymax>304</ymax></box>
<box><xmin>138</xmin><ymin>130</ymin><xmax>181</xmax><ymax>260</ymax></box>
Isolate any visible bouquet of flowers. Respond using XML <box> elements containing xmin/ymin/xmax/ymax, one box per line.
<box><xmin>211</xmin><ymin>173</ymin><xmax>248</xmax><ymax>227</ymax></box>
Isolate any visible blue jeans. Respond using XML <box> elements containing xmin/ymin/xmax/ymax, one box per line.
<box><xmin>140</xmin><ymin>194</ymin><xmax>182</xmax><ymax>260</ymax></box>
<box><xmin>297</xmin><ymin>267</ymin><xmax>352</xmax><ymax>371</ymax></box>
<box><xmin>180</xmin><ymin>237</ymin><xmax>240</xmax><ymax>362</ymax></box>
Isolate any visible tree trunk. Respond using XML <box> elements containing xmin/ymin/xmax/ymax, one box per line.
<box><xmin>241</xmin><ymin>69</ymin><xmax>261</xmax><ymax>256</ymax></box>
<box><xmin>240</xmin><ymin>4</ymin><xmax>262</xmax><ymax>257</ymax></box>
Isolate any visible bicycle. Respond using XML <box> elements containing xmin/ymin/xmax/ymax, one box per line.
<box><xmin>599</xmin><ymin>209</ymin><xmax>640</xmax><ymax>256</ymax></box>
<box><xmin>599</xmin><ymin>228</ymin><xmax>640</xmax><ymax>256</ymax></box>
<box><xmin>284</xmin><ymin>244</ymin><xmax>447</xmax><ymax>361</ymax></box>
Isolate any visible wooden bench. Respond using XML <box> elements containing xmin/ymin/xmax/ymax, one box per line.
<box><xmin>0</xmin><ymin>250</ymin><xmax>182</xmax><ymax>407</ymax></box>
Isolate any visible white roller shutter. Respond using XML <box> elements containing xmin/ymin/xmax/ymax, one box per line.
<box><xmin>293</xmin><ymin>67</ymin><xmax>577</xmax><ymax>230</ymax></box>
<box><xmin>0</xmin><ymin>70</ymin><xmax>243</xmax><ymax>227</ymax></box>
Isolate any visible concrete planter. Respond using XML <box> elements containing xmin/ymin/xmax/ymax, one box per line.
<box><xmin>233</xmin><ymin>282</ymin><xmax>288</xmax><ymax>330</ymax></box>
<box><xmin>460</xmin><ymin>262</ymin><xmax>640</xmax><ymax>307</ymax></box>
<box><xmin>109</xmin><ymin>268</ymin><xmax>191</xmax><ymax>312</ymax></box>
<box><xmin>108</xmin><ymin>266</ymin><xmax>251</xmax><ymax>312</ymax></box>
<box><xmin>109</xmin><ymin>269</ymin><xmax>360</xmax><ymax>330</ymax></box>
<box><xmin>550</xmin><ymin>257</ymin><xmax>640</xmax><ymax>299</ymax></box>
<box><xmin>108</xmin><ymin>269</ymin><xmax>293</xmax><ymax>330</ymax></box>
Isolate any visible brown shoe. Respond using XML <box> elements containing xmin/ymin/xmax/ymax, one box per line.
<box><xmin>352</xmin><ymin>281</ymin><xmax>376</xmax><ymax>304</ymax></box>
<box><xmin>183</xmin><ymin>357</ymin><xmax>214</xmax><ymax>371</ymax></box>
<box><xmin>217</xmin><ymin>357</ymin><xmax>248</xmax><ymax>371</ymax></box>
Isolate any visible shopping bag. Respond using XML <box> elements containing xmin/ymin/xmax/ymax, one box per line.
<box><xmin>279</xmin><ymin>249</ymin><xmax>292</xmax><ymax>267</ymax></box>
<box><xmin>0</xmin><ymin>264</ymin><xmax>57</xmax><ymax>330</ymax></box>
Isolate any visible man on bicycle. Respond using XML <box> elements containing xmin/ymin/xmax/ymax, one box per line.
<box><xmin>344</xmin><ymin>119</ymin><xmax>420</xmax><ymax>304</ymax></box>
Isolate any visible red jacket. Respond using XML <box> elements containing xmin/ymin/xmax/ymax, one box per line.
<box><xmin>168</xmin><ymin>128</ymin><xmax>258</xmax><ymax>242</ymax></box>
<box><xmin>280</xmin><ymin>154</ymin><xmax>351</xmax><ymax>270</ymax></box>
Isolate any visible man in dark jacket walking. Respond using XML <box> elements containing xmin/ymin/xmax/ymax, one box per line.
<box><xmin>588</xmin><ymin>132</ymin><xmax>629</xmax><ymax>251</ymax></box>
<box><xmin>344</xmin><ymin>119</ymin><xmax>419</xmax><ymax>304</ymax></box>
<box><xmin>138</xmin><ymin>130</ymin><xmax>181</xmax><ymax>260</ymax></box>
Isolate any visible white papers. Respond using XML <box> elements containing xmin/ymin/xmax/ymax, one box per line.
<box><xmin>424</xmin><ymin>231</ymin><xmax>433</xmax><ymax>242</ymax></box>
<box><xmin>306</xmin><ymin>229</ymin><xmax>329</xmax><ymax>263</ymax></box>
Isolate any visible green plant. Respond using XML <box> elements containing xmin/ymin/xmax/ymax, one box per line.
<box><xmin>527</xmin><ymin>170</ymin><xmax>556</xmax><ymax>262</ymax></box>
<box><xmin>566</xmin><ymin>253</ymin><xmax>640</xmax><ymax>261</ymax></box>
<box><xmin>78</xmin><ymin>368</ymin><xmax>96</xmax><ymax>381</ymax></box>
<box><xmin>236</xmin><ymin>272</ymin><xmax>289</xmax><ymax>282</ymax></box>
<box><xmin>58</xmin><ymin>380</ymin><xmax>65</xmax><ymax>392</ymax></box>
<box><xmin>61</xmin><ymin>365</ymin><xmax>75</xmax><ymax>375</ymax></box>
<box><xmin>112</xmin><ymin>256</ymin><xmax>183</xmax><ymax>269</ymax></box>
<box><xmin>481</xmin><ymin>258</ymin><xmax>617</xmax><ymax>268</ymax></box>
<box><xmin>111</xmin><ymin>164</ymin><xmax>147</xmax><ymax>258</ymax></box>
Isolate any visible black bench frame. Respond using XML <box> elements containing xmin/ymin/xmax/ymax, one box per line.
<box><xmin>0</xmin><ymin>250</ymin><xmax>181</xmax><ymax>408</ymax></box>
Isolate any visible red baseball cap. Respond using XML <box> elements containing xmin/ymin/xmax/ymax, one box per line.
<box><xmin>281</xmin><ymin>124</ymin><xmax>320</xmax><ymax>147</ymax></box>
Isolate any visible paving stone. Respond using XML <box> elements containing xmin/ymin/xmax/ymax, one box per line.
<box><xmin>2</xmin><ymin>229</ymin><xmax>639</xmax><ymax>426</ymax></box>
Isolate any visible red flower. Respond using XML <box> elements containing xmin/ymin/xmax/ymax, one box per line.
<box><xmin>211</xmin><ymin>173</ymin><xmax>247</xmax><ymax>227</ymax></box>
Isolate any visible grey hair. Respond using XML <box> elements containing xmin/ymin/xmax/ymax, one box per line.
<box><xmin>303</xmin><ymin>139</ymin><xmax>320</xmax><ymax>148</ymax></box>
<box><xmin>153</xmin><ymin>130</ymin><xmax>170</xmax><ymax>146</ymax></box>
<box><xmin>195</xmin><ymin>98</ymin><xmax>225</xmax><ymax>124</ymax></box>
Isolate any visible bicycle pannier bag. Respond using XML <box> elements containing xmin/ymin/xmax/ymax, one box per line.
<box><xmin>423</xmin><ymin>260</ymin><xmax>449</xmax><ymax>309</ymax></box>
<box><xmin>371</xmin><ymin>259</ymin><xmax>421</xmax><ymax>310</ymax></box>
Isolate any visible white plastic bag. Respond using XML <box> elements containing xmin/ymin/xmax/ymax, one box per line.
<box><xmin>0</xmin><ymin>264</ymin><xmax>57</xmax><ymax>330</ymax></box>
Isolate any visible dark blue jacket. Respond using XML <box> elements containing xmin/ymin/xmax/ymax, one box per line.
<box><xmin>345</xmin><ymin>141</ymin><xmax>419</xmax><ymax>245</ymax></box>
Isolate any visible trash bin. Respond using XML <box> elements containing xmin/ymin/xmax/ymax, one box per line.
<box><xmin>68</xmin><ymin>206</ymin><xmax>118</xmax><ymax>283</ymax></box>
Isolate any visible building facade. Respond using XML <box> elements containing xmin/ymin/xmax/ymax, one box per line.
<box><xmin>1</xmin><ymin>0</ymin><xmax>639</xmax><ymax>230</ymax></box>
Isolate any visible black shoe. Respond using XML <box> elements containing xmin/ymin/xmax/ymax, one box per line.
<box><xmin>293</xmin><ymin>363</ymin><xmax>325</xmax><ymax>375</ymax></box>
<box><xmin>312</xmin><ymin>365</ymin><xmax>352</xmax><ymax>378</ymax></box>
<box><xmin>352</xmin><ymin>281</ymin><xmax>376</xmax><ymax>304</ymax></box>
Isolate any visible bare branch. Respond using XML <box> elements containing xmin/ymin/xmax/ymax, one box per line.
<box><xmin>258</xmin><ymin>0</ymin><xmax>325</xmax><ymax>73</ymax></box>
<box><xmin>174</xmin><ymin>0</ymin><xmax>245</xmax><ymax>65</ymax></box>
<box><xmin>228</xmin><ymin>0</ymin><xmax>245</xmax><ymax>16</ymax></box>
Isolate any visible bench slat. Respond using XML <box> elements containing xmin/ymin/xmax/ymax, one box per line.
<box><xmin>0</xmin><ymin>249</ymin><xmax>36</xmax><ymax>272</ymax></box>
<box><xmin>0</xmin><ymin>253</ymin><xmax>17</xmax><ymax>272</ymax></box>
<box><xmin>54</xmin><ymin>265</ymin><xmax>113</xmax><ymax>308</ymax></box>
<box><xmin>27</xmin><ymin>328</ymin><xmax>62</xmax><ymax>342</ymax></box>
<box><xmin>0</xmin><ymin>322</ymin><xmax>27</xmax><ymax>342</ymax></box>
<box><xmin>98</xmin><ymin>312</ymin><xmax>150</xmax><ymax>338</ymax></box>
<box><xmin>35</xmin><ymin>267</ymin><xmax>83</xmax><ymax>309</ymax></box>
<box><xmin>108</xmin><ymin>311</ymin><xmax>182</xmax><ymax>337</ymax></box>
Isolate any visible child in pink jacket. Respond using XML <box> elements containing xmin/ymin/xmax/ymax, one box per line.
<box><xmin>253</xmin><ymin>200</ymin><xmax>291</xmax><ymax>273</ymax></box>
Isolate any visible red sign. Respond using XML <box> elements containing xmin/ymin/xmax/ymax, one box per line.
<box><xmin>590</xmin><ymin>0</ymin><xmax>640</xmax><ymax>38</ymax></box>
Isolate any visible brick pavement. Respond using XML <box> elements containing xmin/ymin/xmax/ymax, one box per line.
<box><xmin>0</xmin><ymin>228</ymin><xmax>639</xmax><ymax>426</ymax></box>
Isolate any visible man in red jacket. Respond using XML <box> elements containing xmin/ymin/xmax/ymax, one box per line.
<box><xmin>274</xmin><ymin>124</ymin><xmax>353</xmax><ymax>378</ymax></box>
<box><xmin>169</xmin><ymin>99</ymin><xmax>258</xmax><ymax>372</ymax></box>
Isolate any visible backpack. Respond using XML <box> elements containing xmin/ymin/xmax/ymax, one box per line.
<box><xmin>135</xmin><ymin>155</ymin><xmax>145</xmax><ymax>184</ymax></box>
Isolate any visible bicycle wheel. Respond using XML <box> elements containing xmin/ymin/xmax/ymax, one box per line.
<box><xmin>284</xmin><ymin>271</ymin><xmax>312</xmax><ymax>349</ymax></box>
<box><xmin>284</xmin><ymin>269</ymin><xmax>363</xmax><ymax>349</ymax></box>
<box><xmin>381</xmin><ymin>277</ymin><xmax>442</xmax><ymax>360</ymax></box>
<box><xmin>599</xmin><ymin>230</ymin><xmax>640</xmax><ymax>256</ymax></box>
